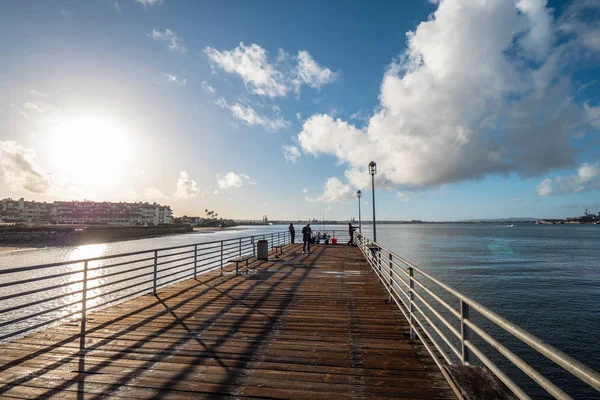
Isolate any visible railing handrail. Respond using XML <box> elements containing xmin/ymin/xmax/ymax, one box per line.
<box><xmin>0</xmin><ymin>230</ymin><xmax>289</xmax><ymax>274</ymax></box>
<box><xmin>0</xmin><ymin>229</ymin><xmax>291</xmax><ymax>343</ymax></box>
<box><xmin>356</xmin><ymin>234</ymin><xmax>600</xmax><ymax>399</ymax></box>
<box><xmin>365</xmin><ymin>237</ymin><xmax>600</xmax><ymax>391</ymax></box>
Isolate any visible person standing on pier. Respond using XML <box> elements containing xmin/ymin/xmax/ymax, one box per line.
<box><xmin>302</xmin><ymin>223</ymin><xmax>312</xmax><ymax>254</ymax></box>
<box><xmin>289</xmin><ymin>223</ymin><xmax>295</xmax><ymax>244</ymax></box>
<box><xmin>348</xmin><ymin>222</ymin><xmax>357</xmax><ymax>246</ymax></box>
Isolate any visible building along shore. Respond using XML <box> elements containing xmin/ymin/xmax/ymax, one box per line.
<box><xmin>1</xmin><ymin>198</ymin><xmax>173</xmax><ymax>226</ymax></box>
<box><xmin>0</xmin><ymin>224</ymin><xmax>192</xmax><ymax>249</ymax></box>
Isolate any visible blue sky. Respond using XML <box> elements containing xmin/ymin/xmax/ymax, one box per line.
<box><xmin>0</xmin><ymin>0</ymin><xmax>599</xmax><ymax>221</ymax></box>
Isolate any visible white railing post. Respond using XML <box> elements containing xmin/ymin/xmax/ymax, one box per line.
<box><xmin>252</xmin><ymin>236</ymin><xmax>255</xmax><ymax>258</ymax></box>
<box><xmin>239</xmin><ymin>238</ymin><xmax>242</xmax><ymax>257</ymax></box>
<box><xmin>388</xmin><ymin>253</ymin><xmax>393</xmax><ymax>302</ymax></box>
<box><xmin>81</xmin><ymin>260</ymin><xmax>88</xmax><ymax>334</ymax></box>
<box><xmin>194</xmin><ymin>244</ymin><xmax>198</xmax><ymax>279</ymax></box>
<box><xmin>153</xmin><ymin>250</ymin><xmax>158</xmax><ymax>295</ymax></box>
<box><xmin>461</xmin><ymin>299</ymin><xmax>471</xmax><ymax>364</ymax></box>
<box><xmin>409</xmin><ymin>266</ymin><xmax>415</xmax><ymax>340</ymax></box>
<box><xmin>271</xmin><ymin>233</ymin><xmax>274</xmax><ymax>249</ymax></box>
<box><xmin>220</xmin><ymin>241</ymin><xmax>223</xmax><ymax>275</ymax></box>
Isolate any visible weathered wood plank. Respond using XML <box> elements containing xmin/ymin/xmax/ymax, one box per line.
<box><xmin>0</xmin><ymin>244</ymin><xmax>456</xmax><ymax>399</ymax></box>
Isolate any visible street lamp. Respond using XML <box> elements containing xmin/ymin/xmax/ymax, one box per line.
<box><xmin>357</xmin><ymin>190</ymin><xmax>362</xmax><ymax>233</ymax></box>
<box><xmin>369</xmin><ymin>161</ymin><xmax>377</xmax><ymax>242</ymax></box>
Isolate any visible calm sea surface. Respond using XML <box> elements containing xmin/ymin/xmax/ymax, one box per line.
<box><xmin>1</xmin><ymin>223</ymin><xmax>599</xmax><ymax>398</ymax></box>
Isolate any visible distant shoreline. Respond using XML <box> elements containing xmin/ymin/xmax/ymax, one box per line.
<box><xmin>0</xmin><ymin>246</ymin><xmax>23</xmax><ymax>254</ymax></box>
<box><xmin>0</xmin><ymin>225</ymin><xmax>194</xmax><ymax>249</ymax></box>
<box><xmin>193</xmin><ymin>227</ymin><xmax>230</xmax><ymax>233</ymax></box>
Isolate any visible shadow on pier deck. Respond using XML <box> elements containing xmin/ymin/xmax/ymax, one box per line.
<box><xmin>0</xmin><ymin>245</ymin><xmax>455</xmax><ymax>399</ymax></box>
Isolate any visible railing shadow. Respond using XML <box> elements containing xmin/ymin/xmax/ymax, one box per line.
<box><xmin>0</xmin><ymin>273</ymin><xmax>227</xmax><ymax>396</ymax></box>
<box><xmin>0</xmin><ymin>243</ymin><xmax>319</xmax><ymax>398</ymax></box>
<box><xmin>150</xmin><ymin>246</ymin><xmax>323</xmax><ymax>399</ymax></box>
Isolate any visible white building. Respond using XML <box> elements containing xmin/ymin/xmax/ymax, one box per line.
<box><xmin>1</xmin><ymin>198</ymin><xmax>173</xmax><ymax>226</ymax></box>
<box><xmin>1</xmin><ymin>198</ymin><xmax>52</xmax><ymax>223</ymax></box>
<box><xmin>51</xmin><ymin>201</ymin><xmax>173</xmax><ymax>226</ymax></box>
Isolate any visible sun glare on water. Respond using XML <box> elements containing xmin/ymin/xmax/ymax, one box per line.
<box><xmin>47</xmin><ymin>115</ymin><xmax>132</xmax><ymax>185</ymax></box>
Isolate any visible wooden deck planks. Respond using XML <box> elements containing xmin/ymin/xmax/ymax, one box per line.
<box><xmin>0</xmin><ymin>244</ymin><xmax>456</xmax><ymax>399</ymax></box>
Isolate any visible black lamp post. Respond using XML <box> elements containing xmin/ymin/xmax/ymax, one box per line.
<box><xmin>357</xmin><ymin>190</ymin><xmax>362</xmax><ymax>233</ymax></box>
<box><xmin>369</xmin><ymin>161</ymin><xmax>377</xmax><ymax>242</ymax></box>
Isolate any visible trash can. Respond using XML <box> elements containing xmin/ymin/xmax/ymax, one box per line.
<box><xmin>331</xmin><ymin>237</ymin><xmax>338</xmax><ymax>244</ymax></box>
<box><xmin>257</xmin><ymin>240</ymin><xmax>269</xmax><ymax>260</ymax></box>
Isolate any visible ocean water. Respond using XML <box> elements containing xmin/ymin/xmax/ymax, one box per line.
<box><xmin>1</xmin><ymin>223</ymin><xmax>599</xmax><ymax>398</ymax></box>
<box><xmin>365</xmin><ymin>223</ymin><xmax>600</xmax><ymax>399</ymax></box>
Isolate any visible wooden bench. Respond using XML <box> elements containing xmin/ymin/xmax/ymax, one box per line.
<box><xmin>274</xmin><ymin>245</ymin><xmax>284</xmax><ymax>257</ymax></box>
<box><xmin>227</xmin><ymin>255</ymin><xmax>253</xmax><ymax>274</ymax></box>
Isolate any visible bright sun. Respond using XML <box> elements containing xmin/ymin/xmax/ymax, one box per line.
<box><xmin>47</xmin><ymin>115</ymin><xmax>132</xmax><ymax>185</ymax></box>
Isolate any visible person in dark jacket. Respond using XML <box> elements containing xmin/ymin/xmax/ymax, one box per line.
<box><xmin>348</xmin><ymin>223</ymin><xmax>357</xmax><ymax>246</ymax></box>
<box><xmin>289</xmin><ymin>223</ymin><xmax>295</xmax><ymax>244</ymax></box>
<box><xmin>302</xmin><ymin>223</ymin><xmax>312</xmax><ymax>254</ymax></box>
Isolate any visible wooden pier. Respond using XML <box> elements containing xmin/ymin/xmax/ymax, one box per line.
<box><xmin>0</xmin><ymin>244</ymin><xmax>456</xmax><ymax>399</ymax></box>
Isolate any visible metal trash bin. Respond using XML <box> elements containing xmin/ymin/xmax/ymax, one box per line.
<box><xmin>257</xmin><ymin>240</ymin><xmax>269</xmax><ymax>260</ymax></box>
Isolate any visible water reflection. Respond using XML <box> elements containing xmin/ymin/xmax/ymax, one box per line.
<box><xmin>487</xmin><ymin>240</ymin><xmax>514</xmax><ymax>256</ymax></box>
<box><xmin>60</xmin><ymin>244</ymin><xmax>109</xmax><ymax>317</ymax></box>
<box><xmin>68</xmin><ymin>243</ymin><xmax>108</xmax><ymax>262</ymax></box>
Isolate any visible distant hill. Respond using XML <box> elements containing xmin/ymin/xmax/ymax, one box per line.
<box><xmin>457</xmin><ymin>217</ymin><xmax>538</xmax><ymax>222</ymax></box>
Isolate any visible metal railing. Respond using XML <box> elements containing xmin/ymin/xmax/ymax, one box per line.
<box><xmin>0</xmin><ymin>230</ymin><xmax>291</xmax><ymax>343</ymax></box>
<box><xmin>356</xmin><ymin>234</ymin><xmax>600</xmax><ymax>399</ymax></box>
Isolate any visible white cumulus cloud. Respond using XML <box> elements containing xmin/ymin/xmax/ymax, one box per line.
<box><xmin>536</xmin><ymin>178</ymin><xmax>553</xmax><ymax>196</ymax></box>
<box><xmin>397</xmin><ymin>192</ymin><xmax>409</xmax><ymax>202</ymax></box>
<box><xmin>558</xmin><ymin>0</ymin><xmax>600</xmax><ymax>52</ymax></box>
<box><xmin>205</xmin><ymin>43</ymin><xmax>289</xmax><ymax>97</ymax></box>
<box><xmin>537</xmin><ymin>163</ymin><xmax>600</xmax><ymax>196</ymax></box>
<box><xmin>584</xmin><ymin>102</ymin><xmax>600</xmax><ymax>129</ymax></box>
<box><xmin>295</xmin><ymin>0</ymin><xmax>596</xmax><ymax>193</ymax></box>
<box><xmin>145</xmin><ymin>187</ymin><xmax>167</xmax><ymax>199</ymax></box>
<box><xmin>136</xmin><ymin>0</ymin><xmax>162</xmax><ymax>5</ymax></box>
<box><xmin>216</xmin><ymin>98</ymin><xmax>289</xmax><ymax>131</ymax></box>
<box><xmin>305</xmin><ymin>177</ymin><xmax>354</xmax><ymax>203</ymax></box>
<box><xmin>217</xmin><ymin>172</ymin><xmax>256</xmax><ymax>189</ymax></box>
<box><xmin>201</xmin><ymin>80</ymin><xmax>215</xmax><ymax>94</ymax></box>
<box><xmin>282</xmin><ymin>145</ymin><xmax>301</xmax><ymax>163</ymax></box>
<box><xmin>204</xmin><ymin>42</ymin><xmax>337</xmax><ymax>97</ymax></box>
<box><xmin>516</xmin><ymin>0</ymin><xmax>555</xmax><ymax>61</ymax></box>
<box><xmin>174</xmin><ymin>171</ymin><xmax>199</xmax><ymax>199</ymax></box>
<box><xmin>0</xmin><ymin>141</ymin><xmax>52</xmax><ymax>194</ymax></box>
<box><xmin>162</xmin><ymin>74</ymin><xmax>187</xmax><ymax>85</ymax></box>
<box><xmin>296</xmin><ymin>50</ymin><xmax>338</xmax><ymax>89</ymax></box>
<box><xmin>149</xmin><ymin>29</ymin><xmax>186</xmax><ymax>54</ymax></box>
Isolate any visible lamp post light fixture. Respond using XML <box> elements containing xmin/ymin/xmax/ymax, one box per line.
<box><xmin>369</xmin><ymin>161</ymin><xmax>377</xmax><ymax>242</ymax></box>
<box><xmin>357</xmin><ymin>190</ymin><xmax>362</xmax><ymax>233</ymax></box>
